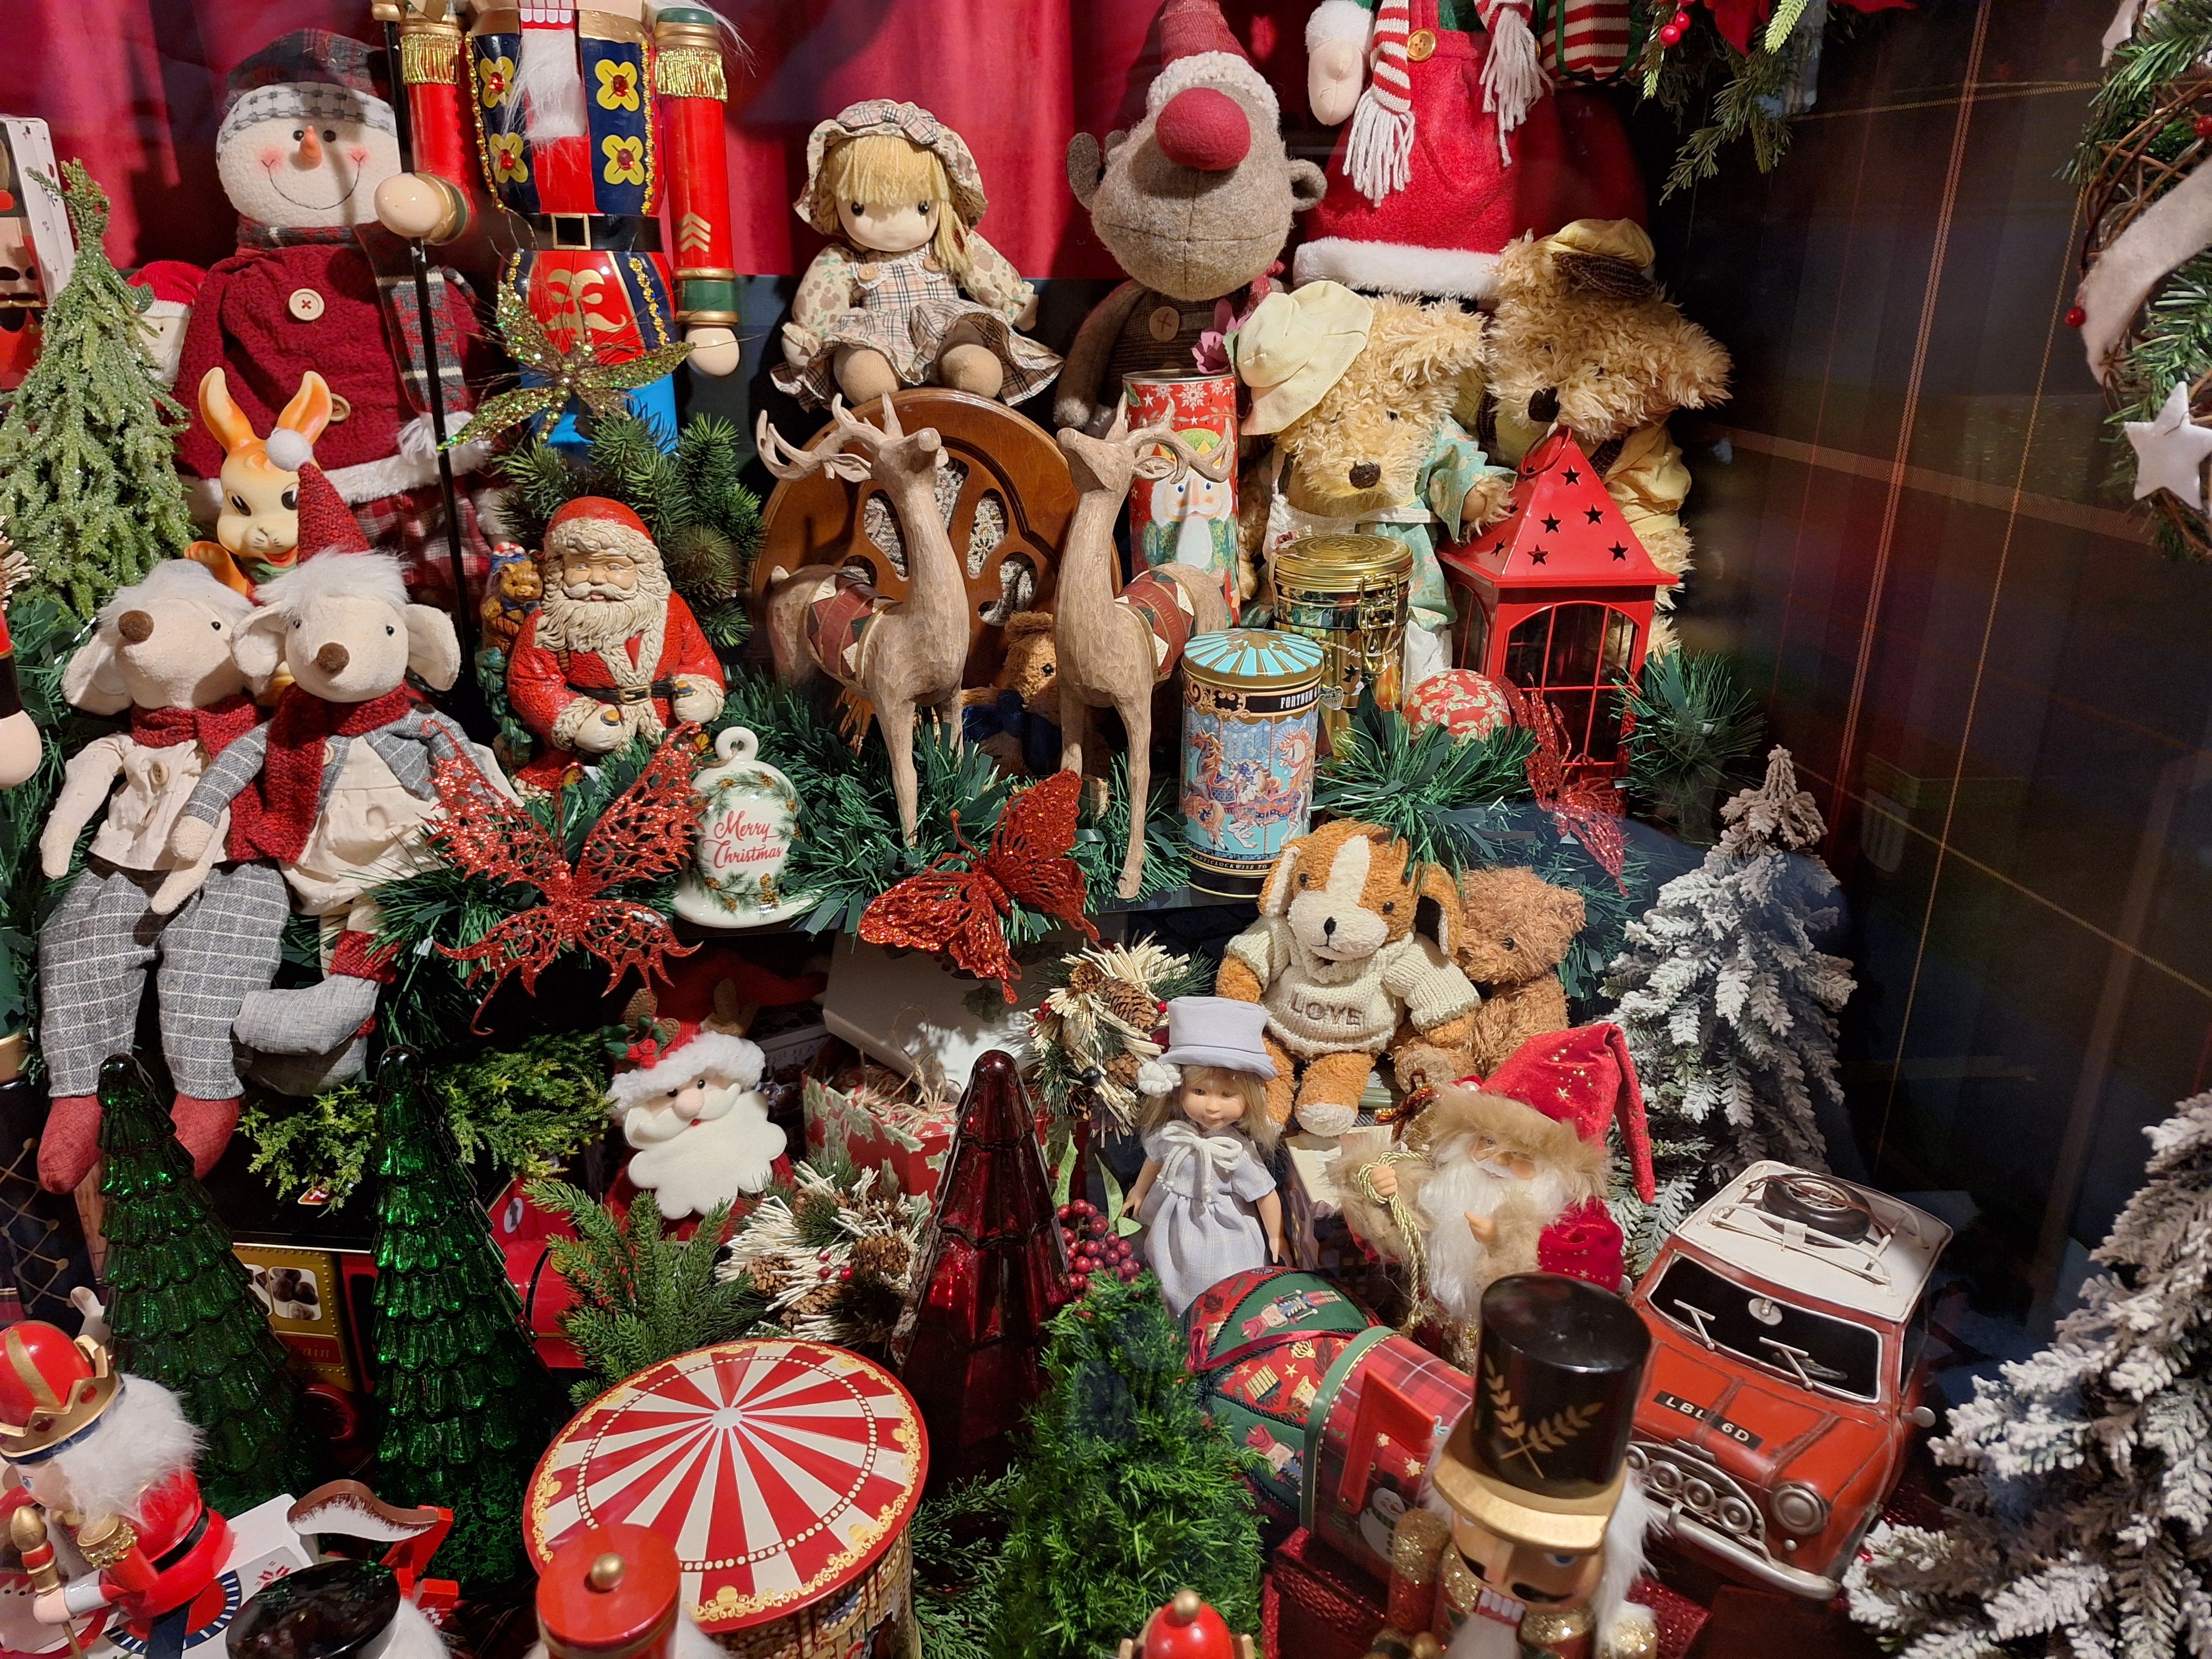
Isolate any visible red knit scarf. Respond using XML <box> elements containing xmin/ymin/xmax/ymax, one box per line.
<box><xmin>132</xmin><ymin>695</ymin><xmax>269</xmax><ymax>862</ymax></box>
<box><xmin>244</xmin><ymin>685</ymin><xmax>423</xmax><ymax>865</ymax></box>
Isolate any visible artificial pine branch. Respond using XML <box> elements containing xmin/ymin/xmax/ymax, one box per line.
<box><xmin>2070</xmin><ymin>0</ymin><xmax>2212</xmax><ymax>173</ymax></box>
<box><xmin>1621</xmin><ymin>651</ymin><xmax>1766</xmax><ymax>845</ymax></box>
<box><xmin>0</xmin><ymin>163</ymin><xmax>195</xmax><ymax>618</ymax></box>
<box><xmin>1848</xmin><ymin>1090</ymin><xmax>2212</xmax><ymax>1654</ymax></box>
<box><xmin>912</xmin><ymin>1474</ymin><xmax>1016</xmax><ymax>1659</ymax></box>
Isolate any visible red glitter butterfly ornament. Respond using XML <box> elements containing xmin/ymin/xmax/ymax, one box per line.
<box><xmin>859</xmin><ymin>770</ymin><xmax>1099</xmax><ymax>1002</ymax></box>
<box><xmin>428</xmin><ymin>728</ymin><xmax>705</xmax><ymax>1027</ymax></box>
<box><xmin>1500</xmin><ymin>682</ymin><xmax>1628</xmax><ymax>891</ymax></box>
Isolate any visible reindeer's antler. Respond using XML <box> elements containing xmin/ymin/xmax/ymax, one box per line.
<box><xmin>1128</xmin><ymin>425</ymin><xmax>1234</xmax><ymax>484</ymax></box>
<box><xmin>756</xmin><ymin>408</ymin><xmax>875</xmax><ymax>483</ymax></box>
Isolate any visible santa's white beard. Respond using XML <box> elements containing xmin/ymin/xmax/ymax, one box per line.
<box><xmin>1419</xmin><ymin>1150</ymin><xmax>1572</xmax><ymax>1324</ymax></box>
<box><xmin>514</xmin><ymin>24</ymin><xmax>588</xmax><ymax>141</ymax></box>
<box><xmin>536</xmin><ymin>574</ymin><xmax>670</xmax><ymax>654</ymax></box>
<box><xmin>622</xmin><ymin>1086</ymin><xmax>785</xmax><ymax>1218</ymax></box>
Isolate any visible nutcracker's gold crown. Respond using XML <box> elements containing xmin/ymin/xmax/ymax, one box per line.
<box><xmin>0</xmin><ymin>1326</ymin><xmax>120</xmax><ymax>1463</ymax></box>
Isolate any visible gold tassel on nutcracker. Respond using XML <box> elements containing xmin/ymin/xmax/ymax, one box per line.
<box><xmin>1369</xmin><ymin>1275</ymin><xmax>1659</xmax><ymax>1659</ymax></box>
<box><xmin>372</xmin><ymin>0</ymin><xmax>743</xmax><ymax>456</ymax></box>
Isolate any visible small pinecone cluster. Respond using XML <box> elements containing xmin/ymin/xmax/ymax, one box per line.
<box><xmin>1057</xmin><ymin>1199</ymin><xmax>1139</xmax><ymax>1296</ymax></box>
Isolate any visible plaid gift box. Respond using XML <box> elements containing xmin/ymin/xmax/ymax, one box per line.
<box><xmin>1263</xmin><ymin>1528</ymin><xmax>1388</xmax><ymax>1659</ymax></box>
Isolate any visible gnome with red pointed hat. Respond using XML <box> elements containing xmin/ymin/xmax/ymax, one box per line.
<box><xmin>504</xmin><ymin>497</ymin><xmax>724</xmax><ymax>789</ymax></box>
<box><xmin>1338</xmin><ymin>1024</ymin><xmax>1651</xmax><ymax>1359</ymax></box>
<box><xmin>0</xmin><ymin>1322</ymin><xmax>230</xmax><ymax>1659</ymax></box>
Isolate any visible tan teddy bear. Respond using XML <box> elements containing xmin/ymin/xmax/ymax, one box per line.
<box><xmin>1235</xmin><ymin>283</ymin><xmax>1515</xmax><ymax>689</ymax></box>
<box><xmin>959</xmin><ymin>611</ymin><xmax>1063</xmax><ymax>776</ymax></box>
<box><xmin>1453</xmin><ymin>866</ymin><xmax>1586</xmax><ymax>1077</ymax></box>
<box><xmin>1471</xmin><ymin>220</ymin><xmax>1731</xmax><ymax>650</ymax></box>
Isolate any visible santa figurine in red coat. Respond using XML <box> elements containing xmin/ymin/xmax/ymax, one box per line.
<box><xmin>172</xmin><ymin>31</ymin><xmax>497</xmax><ymax>612</ymax></box>
<box><xmin>0</xmin><ymin>1323</ymin><xmax>230</xmax><ymax>1659</ymax></box>
<box><xmin>505</xmin><ymin>498</ymin><xmax>724</xmax><ymax>788</ymax></box>
<box><xmin>1338</xmin><ymin>1024</ymin><xmax>1652</xmax><ymax>1366</ymax></box>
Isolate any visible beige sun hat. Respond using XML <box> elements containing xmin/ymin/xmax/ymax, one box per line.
<box><xmin>1230</xmin><ymin>281</ymin><xmax>1375</xmax><ymax>435</ymax></box>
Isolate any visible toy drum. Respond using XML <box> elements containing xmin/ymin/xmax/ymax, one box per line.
<box><xmin>526</xmin><ymin>1341</ymin><xmax>927</xmax><ymax>1659</ymax></box>
<box><xmin>1180</xmin><ymin>630</ymin><xmax>1324</xmax><ymax>899</ymax></box>
<box><xmin>1270</xmin><ymin>533</ymin><xmax>1413</xmax><ymax>750</ymax></box>
<box><xmin>1187</xmin><ymin>1270</ymin><xmax>1471</xmax><ymax>1585</ymax></box>
<box><xmin>1124</xmin><ymin>371</ymin><xmax>1239</xmax><ymax>615</ymax></box>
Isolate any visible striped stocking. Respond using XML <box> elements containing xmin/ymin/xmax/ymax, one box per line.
<box><xmin>1345</xmin><ymin>0</ymin><xmax>1414</xmax><ymax>205</ymax></box>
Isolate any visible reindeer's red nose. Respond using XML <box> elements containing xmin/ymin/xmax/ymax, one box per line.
<box><xmin>1155</xmin><ymin>87</ymin><xmax>1250</xmax><ymax>171</ymax></box>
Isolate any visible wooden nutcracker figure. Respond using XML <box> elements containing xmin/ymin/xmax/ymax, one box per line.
<box><xmin>375</xmin><ymin>0</ymin><xmax>742</xmax><ymax>448</ymax></box>
<box><xmin>1117</xmin><ymin>1589</ymin><xmax>1257</xmax><ymax>1659</ymax></box>
<box><xmin>1373</xmin><ymin>1275</ymin><xmax>1657</xmax><ymax>1659</ymax></box>
<box><xmin>530</xmin><ymin>1524</ymin><xmax>719</xmax><ymax>1659</ymax></box>
<box><xmin>0</xmin><ymin>1323</ymin><xmax>232</xmax><ymax>1659</ymax></box>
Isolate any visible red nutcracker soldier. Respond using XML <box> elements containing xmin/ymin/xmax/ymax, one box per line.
<box><xmin>530</xmin><ymin>1525</ymin><xmax>721</xmax><ymax>1659</ymax></box>
<box><xmin>0</xmin><ymin>1323</ymin><xmax>232</xmax><ymax>1659</ymax></box>
<box><xmin>1374</xmin><ymin>1276</ymin><xmax>1657</xmax><ymax>1659</ymax></box>
<box><xmin>375</xmin><ymin>0</ymin><xmax>741</xmax><ymax>452</ymax></box>
<box><xmin>1117</xmin><ymin>1589</ymin><xmax>1257</xmax><ymax>1659</ymax></box>
<box><xmin>504</xmin><ymin>497</ymin><xmax>723</xmax><ymax>786</ymax></box>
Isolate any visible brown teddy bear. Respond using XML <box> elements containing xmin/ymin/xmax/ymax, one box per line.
<box><xmin>960</xmin><ymin>611</ymin><xmax>1062</xmax><ymax>776</ymax></box>
<box><xmin>1216</xmin><ymin>819</ymin><xmax>1478</xmax><ymax>1138</ymax></box>
<box><xmin>1471</xmin><ymin>220</ymin><xmax>1731</xmax><ymax>648</ymax></box>
<box><xmin>1235</xmin><ymin>283</ymin><xmax>1515</xmax><ymax>689</ymax></box>
<box><xmin>1452</xmin><ymin>866</ymin><xmax>1586</xmax><ymax>1077</ymax></box>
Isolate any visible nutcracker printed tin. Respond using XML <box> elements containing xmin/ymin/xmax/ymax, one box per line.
<box><xmin>526</xmin><ymin>1341</ymin><xmax>926</xmax><ymax>1659</ymax></box>
<box><xmin>1271</xmin><ymin>533</ymin><xmax>1414</xmax><ymax>750</ymax></box>
<box><xmin>1180</xmin><ymin>630</ymin><xmax>1324</xmax><ymax>899</ymax></box>
<box><xmin>1124</xmin><ymin>371</ymin><xmax>1239</xmax><ymax>615</ymax></box>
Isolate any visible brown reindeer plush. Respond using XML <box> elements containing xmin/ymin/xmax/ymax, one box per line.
<box><xmin>755</xmin><ymin>397</ymin><xmax>972</xmax><ymax>847</ymax></box>
<box><xmin>1054</xmin><ymin>412</ymin><xmax>1233</xmax><ymax>900</ymax></box>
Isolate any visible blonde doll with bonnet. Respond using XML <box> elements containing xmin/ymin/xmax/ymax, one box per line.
<box><xmin>774</xmin><ymin>99</ymin><xmax>1061</xmax><ymax>409</ymax></box>
<box><xmin>1125</xmin><ymin>996</ymin><xmax>1284</xmax><ymax>1314</ymax></box>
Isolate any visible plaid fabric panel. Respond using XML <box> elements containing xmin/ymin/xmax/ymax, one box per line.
<box><xmin>353</xmin><ymin>484</ymin><xmax>494</xmax><ymax>616</ymax></box>
<box><xmin>1311</xmin><ymin>1332</ymin><xmax>1472</xmax><ymax>1576</ymax></box>
<box><xmin>154</xmin><ymin>861</ymin><xmax>288</xmax><ymax>1099</ymax></box>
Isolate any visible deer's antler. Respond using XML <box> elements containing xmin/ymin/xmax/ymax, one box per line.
<box><xmin>1129</xmin><ymin>425</ymin><xmax>1234</xmax><ymax>484</ymax></box>
<box><xmin>756</xmin><ymin>409</ymin><xmax>874</xmax><ymax>483</ymax></box>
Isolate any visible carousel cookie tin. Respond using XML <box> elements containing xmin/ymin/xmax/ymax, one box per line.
<box><xmin>1180</xmin><ymin>629</ymin><xmax>1324</xmax><ymax>899</ymax></box>
<box><xmin>1269</xmin><ymin>533</ymin><xmax>1413</xmax><ymax>749</ymax></box>
<box><xmin>526</xmin><ymin>1340</ymin><xmax>927</xmax><ymax>1659</ymax></box>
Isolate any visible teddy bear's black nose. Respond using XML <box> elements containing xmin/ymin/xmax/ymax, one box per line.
<box><xmin>1349</xmin><ymin>462</ymin><xmax>1381</xmax><ymax>489</ymax></box>
<box><xmin>1528</xmin><ymin>388</ymin><xmax>1561</xmax><ymax>424</ymax></box>
<box><xmin>1322</xmin><ymin>916</ymin><xmax>1337</xmax><ymax>937</ymax></box>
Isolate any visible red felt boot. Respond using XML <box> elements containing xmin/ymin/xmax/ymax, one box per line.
<box><xmin>170</xmin><ymin>1094</ymin><xmax>240</xmax><ymax>1179</ymax></box>
<box><xmin>38</xmin><ymin>1094</ymin><xmax>102</xmax><ymax>1193</ymax></box>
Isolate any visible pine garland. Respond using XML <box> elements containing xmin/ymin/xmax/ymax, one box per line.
<box><xmin>0</xmin><ymin>594</ymin><xmax>92</xmax><ymax>1051</ymax></box>
<box><xmin>0</xmin><ymin>164</ymin><xmax>195</xmax><ymax>618</ymax></box>
<box><xmin>1848</xmin><ymin>1090</ymin><xmax>2212</xmax><ymax>1655</ymax></box>
<box><xmin>239</xmin><ymin>1031</ymin><xmax>613</xmax><ymax>1207</ymax></box>
<box><xmin>912</xmin><ymin>1475</ymin><xmax>1017</xmax><ymax>1659</ymax></box>
<box><xmin>991</xmin><ymin>1271</ymin><xmax>1262</xmax><ymax>1658</ymax></box>
<box><xmin>1621</xmin><ymin>651</ymin><xmax>1766</xmax><ymax>845</ymax></box>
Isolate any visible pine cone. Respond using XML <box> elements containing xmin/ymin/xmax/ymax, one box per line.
<box><xmin>848</xmin><ymin>1234</ymin><xmax>910</xmax><ymax>1283</ymax></box>
<box><xmin>1101</xmin><ymin>980</ymin><xmax>1159</xmax><ymax>1028</ymax></box>
<box><xmin>793</xmin><ymin>1190</ymin><xmax>841</xmax><ymax>1232</ymax></box>
<box><xmin>794</xmin><ymin>1283</ymin><xmax>841</xmax><ymax>1318</ymax></box>
<box><xmin>1066</xmin><ymin>960</ymin><xmax>1105</xmax><ymax>997</ymax></box>
<box><xmin>1104</xmin><ymin>1051</ymin><xmax>1142</xmax><ymax>1088</ymax></box>
<box><xmin>746</xmin><ymin>1256</ymin><xmax>789</xmax><ymax>1294</ymax></box>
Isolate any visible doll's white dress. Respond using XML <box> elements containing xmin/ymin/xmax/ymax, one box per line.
<box><xmin>1138</xmin><ymin>1121</ymin><xmax>1276</xmax><ymax>1314</ymax></box>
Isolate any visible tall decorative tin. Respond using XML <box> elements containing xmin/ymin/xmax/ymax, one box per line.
<box><xmin>1124</xmin><ymin>371</ymin><xmax>1240</xmax><ymax>616</ymax></box>
<box><xmin>1181</xmin><ymin>629</ymin><xmax>1324</xmax><ymax>899</ymax></box>
<box><xmin>1271</xmin><ymin>533</ymin><xmax>1413</xmax><ymax>750</ymax></box>
<box><xmin>526</xmin><ymin>1341</ymin><xmax>925</xmax><ymax>1659</ymax></box>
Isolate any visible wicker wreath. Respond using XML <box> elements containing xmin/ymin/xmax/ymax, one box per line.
<box><xmin>2076</xmin><ymin>74</ymin><xmax>2212</xmax><ymax>559</ymax></box>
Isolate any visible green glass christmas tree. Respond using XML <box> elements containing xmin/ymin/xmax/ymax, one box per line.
<box><xmin>992</xmin><ymin>1272</ymin><xmax>1262</xmax><ymax>1658</ymax></box>
<box><xmin>368</xmin><ymin>1050</ymin><xmax>557</xmax><ymax>1590</ymax></box>
<box><xmin>0</xmin><ymin>160</ymin><xmax>194</xmax><ymax>619</ymax></box>
<box><xmin>97</xmin><ymin>1056</ymin><xmax>321</xmax><ymax>1514</ymax></box>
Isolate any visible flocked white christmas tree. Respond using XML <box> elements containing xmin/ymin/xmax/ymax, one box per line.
<box><xmin>1604</xmin><ymin>748</ymin><xmax>1850</xmax><ymax>1268</ymax></box>
<box><xmin>1847</xmin><ymin>1091</ymin><xmax>2212</xmax><ymax>1657</ymax></box>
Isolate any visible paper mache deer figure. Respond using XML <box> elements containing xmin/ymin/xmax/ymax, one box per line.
<box><xmin>755</xmin><ymin>397</ymin><xmax>971</xmax><ymax>847</ymax></box>
<box><xmin>1056</xmin><ymin>410</ymin><xmax>1232</xmax><ymax>899</ymax></box>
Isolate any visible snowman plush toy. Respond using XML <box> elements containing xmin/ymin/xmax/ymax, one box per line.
<box><xmin>172</xmin><ymin>30</ymin><xmax>498</xmax><ymax>612</ymax></box>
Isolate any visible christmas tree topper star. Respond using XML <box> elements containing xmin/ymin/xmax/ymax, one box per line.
<box><xmin>2125</xmin><ymin>381</ymin><xmax>2212</xmax><ymax>509</ymax></box>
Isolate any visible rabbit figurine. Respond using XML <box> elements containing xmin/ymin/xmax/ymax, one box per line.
<box><xmin>184</xmin><ymin>368</ymin><xmax>363</xmax><ymax>597</ymax></box>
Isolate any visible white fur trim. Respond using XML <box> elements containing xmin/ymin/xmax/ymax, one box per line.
<box><xmin>100</xmin><ymin>560</ymin><xmax>255</xmax><ymax>626</ymax></box>
<box><xmin>1594</xmin><ymin>1471</ymin><xmax>1658</xmax><ymax>1637</ymax></box>
<box><xmin>1292</xmin><ymin>237</ymin><xmax>1501</xmax><ymax>301</ymax></box>
<box><xmin>1308</xmin><ymin>0</ymin><xmax>1376</xmax><ymax>48</ymax></box>
<box><xmin>321</xmin><ymin>439</ymin><xmax>490</xmax><ymax>506</ymax></box>
<box><xmin>607</xmin><ymin>1032</ymin><xmax>766</xmax><ymax>1108</ymax></box>
<box><xmin>263</xmin><ymin>428</ymin><xmax>313</xmax><ymax>471</ymax></box>
<box><xmin>1136</xmin><ymin>1058</ymin><xmax>1182</xmax><ymax>1098</ymax></box>
<box><xmin>43</xmin><ymin>1377</ymin><xmax>201</xmax><ymax>1522</ymax></box>
<box><xmin>256</xmin><ymin>551</ymin><xmax>410</xmax><ymax>616</ymax></box>
<box><xmin>385</xmin><ymin>1597</ymin><xmax>448</xmax><ymax>1659</ymax></box>
<box><xmin>1147</xmin><ymin>50</ymin><xmax>1279</xmax><ymax>122</ymax></box>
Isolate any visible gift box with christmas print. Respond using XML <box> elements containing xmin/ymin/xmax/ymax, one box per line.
<box><xmin>805</xmin><ymin>1071</ymin><xmax>961</xmax><ymax>1200</ymax></box>
<box><xmin>1262</xmin><ymin>1527</ymin><xmax>1387</xmax><ymax>1659</ymax></box>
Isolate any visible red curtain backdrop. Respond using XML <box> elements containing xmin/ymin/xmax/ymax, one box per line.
<box><xmin>0</xmin><ymin>0</ymin><xmax>1319</xmax><ymax>279</ymax></box>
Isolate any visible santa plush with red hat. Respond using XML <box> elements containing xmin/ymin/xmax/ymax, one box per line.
<box><xmin>603</xmin><ymin>988</ymin><xmax>783</xmax><ymax>1221</ymax></box>
<box><xmin>0</xmin><ymin>1323</ymin><xmax>228</xmax><ymax>1657</ymax></box>
<box><xmin>1339</xmin><ymin>1024</ymin><xmax>1651</xmax><ymax>1354</ymax></box>
<box><xmin>504</xmin><ymin>497</ymin><xmax>724</xmax><ymax>788</ymax></box>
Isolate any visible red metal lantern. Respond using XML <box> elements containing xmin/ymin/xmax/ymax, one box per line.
<box><xmin>1438</xmin><ymin>431</ymin><xmax>1676</xmax><ymax>783</ymax></box>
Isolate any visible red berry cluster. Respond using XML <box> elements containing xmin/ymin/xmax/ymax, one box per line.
<box><xmin>1057</xmin><ymin>1200</ymin><xmax>1140</xmax><ymax>1297</ymax></box>
<box><xmin>1657</xmin><ymin>5</ymin><xmax>1692</xmax><ymax>46</ymax></box>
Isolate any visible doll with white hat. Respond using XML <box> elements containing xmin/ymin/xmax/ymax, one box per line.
<box><xmin>1126</xmin><ymin>997</ymin><xmax>1285</xmax><ymax>1315</ymax></box>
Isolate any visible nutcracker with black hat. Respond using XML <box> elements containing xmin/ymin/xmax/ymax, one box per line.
<box><xmin>0</xmin><ymin>1322</ymin><xmax>230</xmax><ymax>1659</ymax></box>
<box><xmin>1373</xmin><ymin>1275</ymin><xmax>1657</xmax><ymax>1659</ymax></box>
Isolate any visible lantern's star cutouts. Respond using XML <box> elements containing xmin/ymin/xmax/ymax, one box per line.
<box><xmin>2126</xmin><ymin>381</ymin><xmax>2212</xmax><ymax>510</ymax></box>
<box><xmin>1586</xmin><ymin>506</ymin><xmax>1605</xmax><ymax>523</ymax></box>
<box><xmin>1542</xmin><ymin>515</ymin><xmax>1561</xmax><ymax>533</ymax></box>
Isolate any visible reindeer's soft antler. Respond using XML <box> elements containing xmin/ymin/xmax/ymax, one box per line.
<box><xmin>1128</xmin><ymin>424</ymin><xmax>1234</xmax><ymax>484</ymax></box>
<box><xmin>755</xmin><ymin>408</ymin><xmax>874</xmax><ymax>483</ymax></box>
